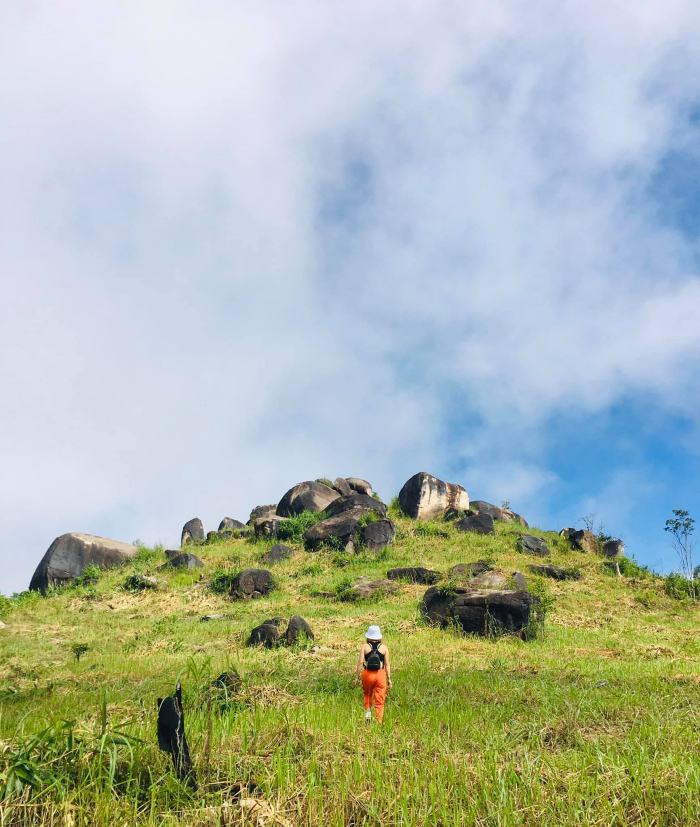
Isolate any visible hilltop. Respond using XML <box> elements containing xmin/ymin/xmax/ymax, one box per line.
<box><xmin>1</xmin><ymin>475</ymin><xmax>699</xmax><ymax>826</ymax></box>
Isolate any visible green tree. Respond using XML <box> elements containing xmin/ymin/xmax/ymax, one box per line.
<box><xmin>664</xmin><ymin>509</ymin><xmax>695</xmax><ymax>598</ymax></box>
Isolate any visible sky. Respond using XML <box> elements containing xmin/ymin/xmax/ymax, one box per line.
<box><xmin>2</xmin><ymin>1</ymin><xmax>700</xmax><ymax>594</ymax></box>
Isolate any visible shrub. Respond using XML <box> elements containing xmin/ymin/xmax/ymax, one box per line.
<box><xmin>664</xmin><ymin>573</ymin><xmax>698</xmax><ymax>600</ymax></box>
<box><xmin>70</xmin><ymin>643</ymin><xmax>89</xmax><ymax>662</ymax></box>
<box><xmin>0</xmin><ymin>594</ymin><xmax>13</xmax><ymax>619</ymax></box>
<box><xmin>209</xmin><ymin>569</ymin><xmax>237</xmax><ymax>595</ymax></box>
<box><xmin>415</xmin><ymin>521</ymin><xmax>450</xmax><ymax>538</ymax></box>
<box><xmin>72</xmin><ymin>565</ymin><xmax>101</xmax><ymax>588</ymax></box>
<box><xmin>602</xmin><ymin>557</ymin><xmax>650</xmax><ymax>578</ymax></box>
<box><xmin>277</xmin><ymin>510</ymin><xmax>326</xmax><ymax>542</ymax></box>
<box><xmin>122</xmin><ymin>574</ymin><xmax>157</xmax><ymax>592</ymax></box>
<box><xmin>523</xmin><ymin>580</ymin><xmax>555</xmax><ymax>641</ymax></box>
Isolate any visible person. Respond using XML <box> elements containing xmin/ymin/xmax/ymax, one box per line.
<box><xmin>356</xmin><ymin>624</ymin><xmax>392</xmax><ymax>723</ymax></box>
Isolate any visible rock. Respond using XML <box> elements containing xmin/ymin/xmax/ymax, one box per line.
<box><xmin>602</xmin><ymin>539</ymin><xmax>625</xmax><ymax>558</ymax></box>
<box><xmin>29</xmin><ymin>533</ymin><xmax>137</xmax><ymax>593</ymax></box>
<box><xmin>248</xmin><ymin>504</ymin><xmax>277</xmax><ymax>524</ymax></box>
<box><xmin>332</xmin><ymin>478</ymin><xmax>353</xmax><ymax>497</ymax></box>
<box><xmin>516</xmin><ymin>535</ymin><xmax>550</xmax><ymax>557</ymax></box>
<box><xmin>248</xmin><ymin>618</ymin><xmax>284</xmax><ymax>648</ymax></box>
<box><xmin>303</xmin><ymin>508</ymin><xmax>365</xmax><ymax>552</ymax></box>
<box><xmin>324</xmin><ymin>494</ymin><xmax>387</xmax><ymax>518</ymax></box>
<box><xmin>230</xmin><ymin>568</ymin><xmax>274</xmax><ymax>600</ymax></box>
<box><xmin>181</xmin><ymin>518</ymin><xmax>205</xmax><ymax>546</ymax></box>
<box><xmin>529</xmin><ymin>564</ymin><xmax>582</xmax><ymax>581</ymax></box>
<box><xmin>449</xmin><ymin>560</ymin><xmax>492</xmax><ymax>578</ymax></box>
<box><xmin>276</xmin><ymin>481</ymin><xmax>340</xmax><ymax>517</ymax></box>
<box><xmin>360</xmin><ymin>519</ymin><xmax>396</xmax><ymax>551</ymax></box>
<box><xmin>200</xmin><ymin>613</ymin><xmax>227</xmax><ymax>622</ymax></box>
<box><xmin>159</xmin><ymin>552</ymin><xmax>203</xmax><ymax>571</ymax></box>
<box><xmin>387</xmin><ymin>567</ymin><xmax>442</xmax><ymax>584</ymax></box>
<box><xmin>422</xmin><ymin>586</ymin><xmax>534</xmax><ymax>636</ymax></box>
<box><xmin>211</xmin><ymin>670</ymin><xmax>242</xmax><ymax>694</ymax></box>
<box><xmin>471</xmin><ymin>500</ymin><xmax>528</xmax><ymax>527</ymax></box>
<box><xmin>157</xmin><ymin>682</ymin><xmax>196</xmax><ymax>786</ymax></box>
<box><xmin>561</xmin><ymin>528</ymin><xmax>599</xmax><ymax>553</ymax></box>
<box><xmin>456</xmin><ymin>513</ymin><xmax>495</xmax><ymax>535</ymax></box>
<box><xmin>261</xmin><ymin>543</ymin><xmax>293</xmax><ymax>564</ymax></box>
<box><xmin>470</xmin><ymin>570</ymin><xmax>509</xmax><ymax>590</ymax></box>
<box><xmin>254</xmin><ymin>515</ymin><xmax>288</xmax><ymax>538</ymax></box>
<box><xmin>346</xmin><ymin>477</ymin><xmax>374</xmax><ymax>496</ymax></box>
<box><xmin>512</xmin><ymin>571</ymin><xmax>528</xmax><ymax>591</ymax></box>
<box><xmin>398</xmin><ymin>472</ymin><xmax>469</xmax><ymax>520</ymax></box>
<box><xmin>342</xmin><ymin>577</ymin><xmax>399</xmax><ymax>601</ymax></box>
<box><xmin>284</xmin><ymin>615</ymin><xmax>314</xmax><ymax>645</ymax></box>
<box><xmin>123</xmin><ymin>574</ymin><xmax>160</xmax><ymax>591</ymax></box>
<box><xmin>219</xmin><ymin>517</ymin><xmax>245</xmax><ymax>532</ymax></box>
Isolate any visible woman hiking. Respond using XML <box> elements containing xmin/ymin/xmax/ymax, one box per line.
<box><xmin>356</xmin><ymin>624</ymin><xmax>392</xmax><ymax>723</ymax></box>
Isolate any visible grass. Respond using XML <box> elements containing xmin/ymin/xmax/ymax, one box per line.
<box><xmin>0</xmin><ymin>515</ymin><xmax>699</xmax><ymax>825</ymax></box>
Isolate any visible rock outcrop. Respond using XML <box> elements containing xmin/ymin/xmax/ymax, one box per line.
<box><xmin>346</xmin><ymin>477</ymin><xmax>374</xmax><ymax>496</ymax></box>
<box><xmin>398</xmin><ymin>472</ymin><xmax>469</xmax><ymax>520</ymax></box>
<box><xmin>29</xmin><ymin>533</ymin><xmax>137</xmax><ymax>593</ymax></box>
<box><xmin>602</xmin><ymin>539</ymin><xmax>625</xmax><ymax>558</ymax></box>
<box><xmin>218</xmin><ymin>517</ymin><xmax>245</xmax><ymax>532</ymax></box>
<box><xmin>529</xmin><ymin>564</ymin><xmax>582</xmax><ymax>581</ymax></box>
<box><xmin>181</xmin><ymin>518</ymin><xmax>205</xmax><ymax>546</ymax></box>
<box><xmin>254</xmin><ymin>515</ymin><xmax>288</xmax><ymax>538</ymax></box>
<box><xmin>422</xmin><ymin>586</ymin><xmax>533</xmax><ymax>636</ymax></box>
<box><xmin>560</xmin><ymin>528</ymin><xmax>599</xmax><ymax>554</ymax></box>
<box><xmin>303</xmin><ymin>509</ymin><xmax>366</xmax><ymax>552</ymax></box>
<box><xmin>324</xmin><ymin>494</ymin><xmax>387</xmax><ymax>518</ymax></box>
<box><xmin>387</xmin><ymin>567</ymin><xmax>441</xmax><ymax>584</ymax></box>
<box><xmin>516</xmin><ymin>535</ymin><xmax>550</xmax><ymax>557</ymax></box>
<box><xmin>160</xmin><ymin>551</ymin><xmax>203</xmax><ymax>570</ymax></box>
<box><xmin>229</xmin><ymin>568</ymin><xmax>274</xmax><ymax>600</ymax></box>
<box><xmin>247</xmin><ymin>616</ymin><xmax>314</xmax><ymax>647</ymax></box>
<box><xmin>456</xmin><ymin>513</ymin><xmax>495</xmax><ymax>535</ymax></box>
<box><xmin>276</xmin><ymin>481</ymin><xmax>340</xmax><ymax>517</ymax></box>
<box><xmin>449</xmin><ymin>560</ymin><xmax>492</xmax><ymax>578</ymax></box>
<box><xmin>284</xmin><ymin>615</ymin><xmax>314</xmax><ymax>645</ymax></box>
<box><xmin>469</xmin><ymin>570</ymin><xmax>509</xmax><ymax>590</ymax></box>
<box><xmin>360</xmin><ymin>519</ymin><xmax>396</xmax><ymax>551</ymax></box>
<box><xmin>331</xmin><ymin>478</ymin><xmax>353</xmax><ymax>497</ymax></box>
<box><xmin>471</xmin><ymin>500</ymin><xmax>528</xmax><ymax>527</ymax></box>
<box><xmin>261</xmin><ymin>543</ymin><xmax>293</xmax><ymax>564</ymax></box>
<box><xmin>248</xmin><ymin>504</ymin><xmax>277</xmax><ymax>524</ymax></box>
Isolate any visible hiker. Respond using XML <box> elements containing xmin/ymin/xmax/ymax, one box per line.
<box><xmin>356</xmin><ymin>624</ymin><xmax>392</xmax><ymax>723</ymax></box>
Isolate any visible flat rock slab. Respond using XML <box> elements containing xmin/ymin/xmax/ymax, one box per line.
<box><xmin>230</xmin><ymin>568</ymin><xmax>274</xmax><ymax>600</ymax></box>
<box><xmin>469</xmin><ymin>570</ymin><xmax>509</xmax><ymax>590</ymax></box>
<box><xmin>276</xmin><ymin>481</ymin><xmax>340</xmax><ymax>517</ymax></box>
<box><xmin>387</xmin><ymin>567</ymin><xmax>441</xmax><ymax>585</ymax></box>
<box><xmin>343</xmin><ymin>577</ymin><xmax>399</xmax><ymax>601</ymax></box>
<box><xmin>529</xmin><ymin>564</ymin><xmax>582</xmax><ymax>581</ymax></box>
<box><xmin>422</xmin><ymin>586</ymin><xmax>533</xmax><ymax>636</ymax></box>
<box><xmin>456</xmin><ymin>513</ymin><xmax>495</xmax><ymax>535</ymax></box>
<box><xmin>261</xmin><ymin>543</ymin><xmax>293</xmax><ymax>564</ymax></box>
<box><xmin>29</xmin><ymin>532</ymin><xmax>137</xmax><ymax>593</ymax></box>
<box><xmin>516</xmin><ymin>535</ymin><xmax>550</xmax><ymax>557</ymax></box>
<box><xmin>398</xmin><ymin>472</ymin><xmax>469</xmax><ymax>520</ymax></box>
<box><xmin>449</xmin><ymin>560</ymin><xmax>492</xmax><ymax>578</ymax></box>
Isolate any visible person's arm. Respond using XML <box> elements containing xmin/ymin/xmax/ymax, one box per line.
<box><xmin>355</xmin><ymin>645</ymin><xmax>366</xmax><ymax>682</ymax></box>
<box><xmin>384</xmin><ymin>647</ymin><xmax>392</xmax><ymax>688</ymax></box>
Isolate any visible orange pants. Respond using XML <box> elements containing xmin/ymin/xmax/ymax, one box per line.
<box><xmin>362</xmin><ymin>669</ymin><xmax>387</xmax><ymax>721</ymax></box>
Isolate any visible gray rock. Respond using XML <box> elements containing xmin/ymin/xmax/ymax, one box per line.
<box><xmin>422</xmin><ymin>586</ymin><xmax>533</xmax><ymax>636</ymax></box>
<box><xmin>560</xmin><ymin>528</ymin><xmax>598</xmax><ymax>553</ymax></box>
<box><xmin>248</xmin><ymin>504</ymin><xmax>277</xmax><ymax>524</ymax></box>
<box><xmin>360</xmin><ymin>519</ymin><xmax>396</xmax><ymax>551</ymax></box>
<box><xmin>512</xmin><ymin>571</ymin><xmax>529</xmax><ymax>591</ymax></box>
<box><xmin>123</xmin><ymin>574</ymin><xmax>160</xmax><ymax>591</ymax></box>
<box><xmin>211</xmin><ymin>670</ymin><xmax>242</xmax><ymax>694</ymax></box>
<box><xmin>471</xmin><ymin>500</ymin><xmax>528</xmax><ymax>527</ymax></box>
<box><xmin>449</xmin><ymin>560</ymin><xmax>492</xmax><ymax>578</ymax></box>
<box><xmin>254</xmin><ymin>515</ymin><xmax>288</xmax><ymax>538</ymax></box>
<box><xmin>284</xmin><ymin>615</ymin><xmax>314</xmax><ymax>645</ymax></box>
<box><xmin>230</xmin><ymin>568</ymin><xmax>274</xmax><ymax>600</ymax></box>
<box><xmin>529</xmin><ymin>564</ymin><xmax>582</xmax><ymax>581</ymax></box>
<box><xmin>470</xmin><ymin>570</ymin><xmax>509</xmax><ymax>590</ymax></box>
<box><xmin>303</xmin><ymin>508</ymin><xmax>366</xmax><ymax>552</ymax></box>
<box><xmin>200</xmin><ymin>613</ymin><xmax>227</xmax><ymax>622</ymax></box>
<box><xmin>181</xmin><ymin>518</ymin><xmax>205</xmax><ymax>546</ymax></box>
<box><xmin>261</xmin><ymin>543</ymin><xmax>293</xmax><ymax>564</ymax></box>
<box><xmin>324</xmin><ymin>494</ymin><xmax>387</xmax><ymax>518</ymax></box>
<box><xmin>516</xmin><ymin>535</ymin><xmax>550</xmax><ymax>557</ymax></box>
<box><xmin>387</xmin><ymin>567</ymin><xmax>441</xmax><ymax>585</ymax></box>
<box><xmin>342</xmin><ymin>577</ymin><xmax>399</xmax><ymax>601</ymax></box>
<box><xmin>346</xmin><ymin>477</ymin><xmax>374</xmax><ymax>496</ymax></box>
<box><xmin>248</xmin><ymin>618</ymin><xmax>284</xmax><ymax>648</ymax></box>
<box><xmin>159</xmin><ymin>552</ymin><xmax>203</xmax><ymax>571</ymax></box>
<box><xmin>29</xmin><ymin>533</ymin><xmax>137</xmax><ymax>593</ymax></box>
<box><xmin>332</xmin><ymin>477</ymin><xmax>353</xmax><ymax>497</ymax></box>
<box><xmin>456</xmin><ymin>513</ymin><xmax>495</xmax><ymax>535</ymax></box>
<box><xmin>218</xmin><ymin>517</ymin><xmax>245</xmax><ymax>532</ymax></box>
<box><xmin>276</xmin><ymin>481</ymin><xmax>340</xmax><ymax>517</ymax></box>
<box><xmin>602</xmin><ymin>539</ymin><xmax>625</xmax><ymax>558</ymax></box>
<box><xmin>398</xmin><ymin>472</ymin><xmax>469</xmax><ymax>520</ymax></box>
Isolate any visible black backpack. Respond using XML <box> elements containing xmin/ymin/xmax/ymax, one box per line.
<box><xmin>365</xmin><ymin>641</ymin><xmax>383</xmax><ymax>671</ymax></box>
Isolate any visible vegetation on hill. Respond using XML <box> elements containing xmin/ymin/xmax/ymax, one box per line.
<box><xmin>1</xmin><ymin>513</ymin><xmax>699</xmax><ymax>825</ymax></box>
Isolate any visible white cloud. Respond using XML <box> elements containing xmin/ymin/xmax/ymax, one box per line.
<box><xmin>2</xmin><ymin>1</ymin><xmax>700</xmax><ymax>592</ymax></box>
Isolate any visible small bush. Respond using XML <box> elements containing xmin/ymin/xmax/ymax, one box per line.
<box><xmin>0</xmin><ymin>594</ymin><xmax>13</xmax><ymax>619</ymax></box>
<box><xmin>277</xmin><ymin>510</ymin><xmax>327</xmax><ymax>543</ymax></box>
<box><xmin>209</xmin><ymin>569</ymin><xmax>237</xmax><ymax>595</ymax></box>
<box><xmin>133</xmin><ymin>545</ymin><xmax>162</xmax><ymax>565</ymax></box>
<box><xmin>72</xmin><ymin>565</ymin><xmax>101</xmax><ymax>588</ymax></box>
<box><xmin>415</xmin><ymin>521</ymin><xmax>450</xmax><ymax>538</ymax></box>
<box><xmin>358</xmin><ymin>510</ymin><xmax>380</xmax><ymax>528</ymax></box>
<box><xmin>122</xmin><ymin>574</ymin><xmax>157</xmax><ymax>592</ymax></box>
<box><xmin>523</xmin><ymin>580</ymin><xmax>555</xmax><ymax>641</ymax></box>
<box><xmin>70</xmin><ymin>643</ymin><xmax>89</xmax><ymax>662</ymax></box>
<box><xmin>602</xmin><ymin>557</ymin><xmax>651</xmax><ymax>578</ymax></box>
<box><xmin>665</xmin><ymin>573</ymin><xmax>698</xmax><ymax>600</ymax></box>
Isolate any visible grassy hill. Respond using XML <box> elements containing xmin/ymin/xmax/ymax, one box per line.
<box><xmin>1</xmin><ymin>506</ymin><xmax>699</xmax><ymax>826</ymax></box>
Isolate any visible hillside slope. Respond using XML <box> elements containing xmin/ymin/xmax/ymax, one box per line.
<box><xmin>1</xmin><ymin>508</ymin><xmax>699</xmax><ymax>826</ymax></box>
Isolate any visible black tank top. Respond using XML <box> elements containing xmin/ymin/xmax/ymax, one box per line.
<box><xmin>364</xmin><ymin>641</ymin><xmax>385</xmax><ymax>670</ymax></box>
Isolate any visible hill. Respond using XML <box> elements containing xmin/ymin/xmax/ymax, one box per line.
<box><xmin>1</xmin><ymin>491</ymin><xmax>699</xmax><ymax>826</ymax></box>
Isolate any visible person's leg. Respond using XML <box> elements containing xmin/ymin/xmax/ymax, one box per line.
<box><xmin>373</xmin><ymin>672</ymin><xmax>388</xmax><ymax>722</ymax></box>
<box><xmin>361</xmin><ymin>670</ymin><xmax>375</xmax><ymax>716</ymax></box>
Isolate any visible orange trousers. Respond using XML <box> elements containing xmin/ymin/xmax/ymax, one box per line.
<box><xmin>362</xmin><ymin>668</ymin><xmax>387</xmax><ymax>721</ymax></box>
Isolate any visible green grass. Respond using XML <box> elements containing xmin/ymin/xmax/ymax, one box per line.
<box><xmin>0</xmin><ymin>516</ymin><xmax>699</xmax><ymax>825</ymax></box>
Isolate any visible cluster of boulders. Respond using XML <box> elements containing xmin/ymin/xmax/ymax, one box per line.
<box><xmin>248</xmin><ymin>615</ymin><xmax>314</xmax><ymax>648</ymax></box>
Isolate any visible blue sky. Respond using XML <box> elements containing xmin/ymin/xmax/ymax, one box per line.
<box><xmin>2</xmin><ymin>2</ymin><xmax>700</xmax><ymax>594</ymax></box>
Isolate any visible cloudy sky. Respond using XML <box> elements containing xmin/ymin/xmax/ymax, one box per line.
<box><xmin>2</xmin><ymin>1</ymin><xmax>700</xmax><ymax>594</ymax></box>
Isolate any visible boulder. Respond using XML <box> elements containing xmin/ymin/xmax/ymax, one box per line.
<box><xmin>398</xmin><ymin>472</ymin><xmax>469</xmax><ymax>520</ymax></box>
<box><xmin>303</xmin><ymin>508</ymin><xmax>365</xmax><ymax>552</ymax></box>
<box><xmin>211</xmin><ymin>670</ymin><xmax>242</xmax><ymax>694</ymax></box>
<box><xmin>157</xmin><ymin>683</ymin><xmax>195</xmax><ymax>785</ymax></box>
<box><xmin>422</xmin><ymin>586</ymin><xmax>533</xmax><ymax>636</ymax></box>
<box><xmin>471</xmin><ymin>500</ymin><xmax>528</xmax><ymax>527</ymax></box>
<box><xmin>261</xmin><ymin>543</ymin><xmax>293</xmax><ymax>564</ymax></box>
<box><xmin>346</xmin><ymin>477</ymin><xmax>374</xmax><ymax>496</ymax></box>
<box><xmin>516</xmin><ymin>535</ymin><xmax>550</xmax><ymax>557</ymax></box>
<box><xmin>123</xmin><ymin>574</ymin><xmax>160</xmax><ymax>591</ymax></box>
<box><xmin>512</xmin><ymin>571</ymin><xmax>529</xmax><ymax>591</ymax></box>
<box><xmin>529</xmin><ymin>564</ymin><xmax>582</xmax><ymax>581</ymax></box>
<box><xmin>332</xmin><ymin>477</ymin><xmax>353</xmax><ymax>497</ymax></box>
<box><xmin>602</xmin><ymin>539</ymin><xmax>625</xmax><ymax>558</ymax></box>
<box><xmin>248</xmin><ymin>618</ymin><xmax>284</xmax><ymax>648</ymax></box>
<box><xmin>219</xmin><ymin>517</ymin><xmax>245</xmax><ymax>532</ymax></box>
<box><xmin>230</xmin><ymin>568</ymin><xmax>274</xmax><ymax>600</ymax></box>
<box><xmin>248</xmin><ymin>504</ymin><xmax>277</xmax><ymax>524</ymax></box>
<box><xmin>324</xmin><ymin>494</ymin><xmax>387</xmax><ymax>518</ymax></box>
<box><xmin>276</xmin><ymin>481</ymin><xmax>340</xmax><ymax>517</ymax></box>
<box><xmin>342</xmin><ymin>577</ymin><xmax>399</xmax><ymax>601</ymax></box>
<box><xmin>449</xmin><ymin>560</ymin><xmax>492</xmax><ymax>578</ymax></box>
<box><xmin>254</xmin><ymin>515</ymin><xmax>288</xmax><ymax>538</ymax></box>
<box><xmin>29</xmin><ymin>533</ymin><xmax>137</xmax><ymax>593</ymax></box>
<box><xmin>561</xmin><ymin>528</ymin><xmax>598</xmax><ymax>554</ymax></box>
<box><xmin>387</xmin><ymin>567</ymin><xmax>441</xmax><ymax>585</ymax></box>
<box><xmin>456</xmin><ymin>513</ymin><xmax>495</xmax><ymax>535</ymax></box>
<box><xmin>470</xmin><ymin>570</ymin><xmax>509</xmax><ymax>590</ymax></box>
<box><xmin>159</xmin><ymin>552</ymin><xmax>203</xmax><ymax>570</ymax></box>
<box><xmin>181</xmin><ymin>518</ymin><xmax>205</xmax><ymax>546</ymax></box>
<box><xmin>360</xmin><ymin>519</ymin><xmax>396</xmax><ymax>551</ymax></box>
<box><xmin>284</xmin><ymin>615</ymin><xmax>314</xmax><ymax>645</ymax></box>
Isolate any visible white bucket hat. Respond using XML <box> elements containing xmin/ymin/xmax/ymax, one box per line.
<box><xmin>366</xmin><ymin>624</ymin><xmax>382</xmax><ymax>640</ymax></box>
